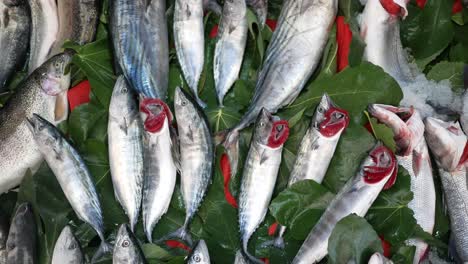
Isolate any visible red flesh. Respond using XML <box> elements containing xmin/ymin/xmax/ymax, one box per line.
<box><xmin>363</xmin><ymin>146</ymin><xmax>397</xmax><ymax>187</ymax></box>
<box><xmin>267</xmin><ymin>120</ymin><xmax>290</xmax><ymax>148</ymax></box>
<box><xmin>140</xmin><ymin>99</ymin><xmax>172</xmax><ymax>133</ymax></box>
<box><xmin>319</xmin><ymin>108</ymin><xmax>350</xmax><ymax>138</ymax></box>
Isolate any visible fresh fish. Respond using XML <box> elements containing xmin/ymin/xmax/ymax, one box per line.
<box><xmin>246</xmin><ymin>0</ymin><xmax>267</xmax><ymax>27</ymax></box>
<box><xmin>267</xmin><ymin>94</ymin><xmax>349</xmax><ymax>249</ymax></box>
<box><xmin>221</xmin><ymin>0</ymin><xmax>338</xmax><ymax>178</ymax></box>
<box><xmin>28</xmin><ymin>0</ymin><xmax>59</xmax><ymax>73</ymax></box>
<box><xmin>368</xmin><ymin>253</ymin><xmax>393</xmax><ymax>264</ymax></box>
<box><xmin>234</xmin><ymin>250</ymin><xmax>248</xmax><ymax>264</ymax></box>
<box><xmin>213</xmin><ymin>0</ymin><xmax>248</xmax><ymax>106</ymax></box>
<box><xmin>26</xmin><ymin>114</ymin><xmax>111</xmax><ymax>262</ymax></box>
<box><xmin>51</xmin><ymin>226</ymin><xmax>84</xmax><ymax>264</ymax></box>
<box><xmin>6</xmin><ymin>203</ymin><xmax>36</xmax><ymax>264</ymax></box>
<box><xmin>140</xmin><ymin>98</ymin><xmax>177</xmax><ymax>242</ymax></box>
<box><xmin>424</xmin><ymin>117</ymin><xmax>468</xmax><ymax>262</ymax></box>
<box><xmin>203</xmin><ymin>0</ymin><xmax>222</xmax><ymax>15</ymax></box>
<box><xmin>165</xmin><ymin>87</ymin><xmax>214</xmax><ymax>245</ymax></box>
<box><xmin>186</xmin><ymin>240</ymin><xmax>210</xmax><ymax>264</ymax></box>
<box><xmin>0</xmin><ymin>0</ymin><xmax>30</xmax><ymax>91</ymax></box>
<box><xmin>239</xmin><ymin>109</ymin><xmax>289</xmax><ymax>263</ymax></box>
<box><xmin>368</xmin><ymin>104</ymin><xmax>435</xmax><ymax>264</ymax></box>
<box><xmin>108</xmin><ymin>76</ymin><xmax>144</xmax><ymax>231</ymax></box>
<box><xmin>110</xmin><ymin>0</ymin><xmax>167</xmax><ymax>98</ymax></box>
<box><xmin>292</xmin><ymin>143</ymin><xmax>397</xmax><ymax>264</ymax></box>
<box><xmin>113</xmin><ymin>224</ymin><xmax>146</xmax><ymax>264</ymax></box>
<box><xmin>0</xmin><ymin>213</ymin><xmax>8</xmax><ymax>264</ymax></box>
<box><xmin>174</xmin><ymin>0</ymin><xmax>206</xmax><ymax>107</ymax></box>
<box><xmin>0</xmin><ymin>52</ymin><xmax>71</xmax><ymax>194</ymax></box>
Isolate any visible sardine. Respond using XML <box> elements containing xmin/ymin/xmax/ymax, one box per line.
<box><xmin>140</xmin><ymin>98</ymin><xmax>177</xmax><ymax>242</ymax></box>
<box><xmin>0</xmin><ymin>213</ymin><xmax>8</xmax><ymax>264</ymax></box>
<box><xmin>424</xmin><ymin>117</ymin><xmax>468</xmax><ymax>262</ymax></box>
<box><xmin>239</xmin><ymin>108</ymin><xmax>289</xmax><ymax>263</ymax></box>
<box><xmin>6</xmin><ymin>203</ymin><xmax>36</xmax><ymax>264</ymax></box>
<box><xmin>368</xmin><ymin>253</ymin><xmax>393</xmax><ymax>264</ymax></box>
<box><xmin>292</xmin><ymin>143</ymin><xmax>397</xmax><ymax>264</ymax></box>
<box><xmin>246</xmin><ymin>0</ymin><xmax>267</xmax><ymax>27</ymax></box>
<box><xmin>368</xmin><ymin>104</ymin><xmax>435</xmax><ymax>264</ymax></box>
<box><xmin>213</xmin><ymin>0</ymin><xmax>248</xmax><ymax>106</ymax></box>
<box><xmin>0</xmin><ymin>52</ymin><xmax>71</xmax><ymax>194</ymax></box>
<box><xmin>108</xmin><ymin>76</ymin><xmax>144</xmax><ymax>231</ymax></box>
<box><xmin>221</xmin><ymin>0</ymin><xmax>338</xmax><ymax>178</ymax></box>
<box><xmin>113</xmin><ymin>224</ymin><xmax>146</xmax><ymax>264</ymax></box>
<box><xmin>174</xmin><ymin>0</ymin><xmax>206</xmax><ymax>107</ymax></box>
<box><xmin>0</xmin><ymin>0</ymin><xmax>30</xmax><ymax>91</ymax></box>
<box><xmin>26</xmin><ymin>114</ymin><xmax>111</xmax><ymax>262</ymax></box>
<box><xmin>28</xmin><ymin>0</ymin><xmax>59</xmax><ymax>73</ymax></box>
<box><xmin>51</xmin><ymin>226</ymin><xmax>84</xmax><ymax>264</ymax></box>
<box><xmin>186</xmin><ymin>240</ymin><xmax>210</xmax><ymax>264</ymax></box>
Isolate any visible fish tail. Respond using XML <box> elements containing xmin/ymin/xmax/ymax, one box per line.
<box><xmin>91</xmin><ymin>240</ymin><xmax>113</xmax><ymax>263</ymax></box>
<box><xmin>194</xmin><ymin>94</ymin><xmax>207</xmax><ymax>109</ymax></box>
<box><xmin>144</xmin><ymin>221</ymin><xmax>155</xmax><ymax>243</ymax></box>
<box><xmin>241</xmin><ymin>239</ymin><xmax>264</xmax><ymax>264</ymax></box>
<box><xmin>259</xmin><ymin>236</ymin><xmax>285</xmax><ymax>249</ymax></box>
<box><xmin>156</xmin><ymin>223</ymin><xmax>193</xmax><ymax>247</ymax></box>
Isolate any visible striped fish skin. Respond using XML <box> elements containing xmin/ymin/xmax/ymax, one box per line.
<box><xmin>213</xmin><ymin>0</ymin><xmax>248</xmax><ymax>106</ymax></box>
<box><xmin>187</xmin><ymin>240</ymin><xmax>210</xmax><ymax>264</ymax></box>
<box><xmin>246</xmin><ymin>0</ymin><xmax>267</xmax><ymax>27</ymax></box>
<box><xmin>368</xmin><ymin>104</ymin><xmax>435</xmax><ymax>264</ymax></box>
<box><xmin>174</xmin><ymin>0</ymin><xmax>206</xmax><ymax>107</ymax></box>
<box><xmin>140</xmin><ymin>99</ymin><xmax>177</xmax><ymax>242</ymax></box>
<box><xmin>0</xmin><ymin>0</ymin><xmax>30</xmax><ymax>91</ymax></box>
<box><xmin>292</xmin><ymin>144</ymin><xmax>397</xmax><ymax>264</ymax></box>
<box><xmin>0</xmin><ymin>52</ymin><xmax>71</xmax><ymax>194</ymax></box>
<box><xmin>0</xmin><ymin>213</ymin><xmax>8</xmax><ymax>264</ymax></box>
<box><xmin>113</xmin><ymin>224</ymin><xmax>146</xmax><ymax>264</ymax></box>
<box><xmin>239</xmin><ymin>109</ymin><xmax>289</xmax><ymax>263</ymax></box>
<box><xmin>51</xmin><ymin>226</ymin><xmax>84</xmax><ymax>264</ymax></box>
<box><xmin>108</xmin><ymin>76</ymin><xmax>144</xmax><ymax>231</ymax></box>
<box><xmin>368</xmin><ymin>253</ymin><xmax>393</xmax><ymax>264</ymax></box>
<box><xmin>28</xmin><ymin>0</ymin><xmax>59</xmax><ymax>73</ymax></box>
<box><xmin>6</xmin><ymin>203</ymin><xmax>36</xmax><ymax>264</ymax></box>
<box><xmin>425</xmin><ymin>118</ymin><xmax>468</xmax><ymax>262</ymax></box>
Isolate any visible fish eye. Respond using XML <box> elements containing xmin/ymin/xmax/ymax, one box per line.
<box><xmin>260</xmin><ymin>122</ymin><xmax>265</xmax><ymax>127</ymax></box>
<box><xmin>193</xmin><ymin>254</ymin><xmax>201</xmax><ymax>262</ymax></box>
<box><xmin>181</xmin><ymin>101</ymin><xmax>187</xmax><ymax>106</ymax></box>
<box><xmin>122</xmin><ymin>240</ymin><xmax>130</xmax><ymax>248</ymax></box>
<box><xmin>121</xmin><ymin>87</ymin><xmax>128</xmax><ymax>93</ymax></box>
<box><xmin>318</xmin><ymin>107</ymin><xmax>324</xmax><ymax>113</ymax></box>
<box><xmin>68</xmin><ymin>242</ymin><xmax>77</xmax><ymax>250</ymax></box>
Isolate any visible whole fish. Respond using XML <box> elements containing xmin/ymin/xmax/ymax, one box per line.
<box><xmin>113</xmin><ymin>224</ymin><xmax>146</xmax><ymax>264</ymax></box>
<box><xmin>51</xmin><ymin>226</ymin><xmax>84</xmax><ymax>264</ymax></box>
<box><xmin>368</xmin><ymin>253</ymin><xmax>393</xmax><ymax>264</ymax></box>
<box><xmin>239</xmin><ymin>109</ymin><xmax>289</xmax><ymax>263</ymax></box>
<box><xmin>0</xmin><ymin>0</ymin><xmax>30</xmax><ymax>91</ymax></box>
<box><xmin>221</xmin><ymin>0</ymin><xmax>338</xmax><ymax>178</ymax></box>
<box><xmin>292</xmin><ymin>143</ymin><xmax>397</xmax><ymax>264</ymax></box>
<box><xmin>174</xmin><ymin>0</ymin><xmax>206</xmax><ymax>107</ymax></box>
<box><xmin>0</xmin><ymin>52</ymin><xmax>71</xmax><ymax>194</ymax></box>
<box><xmin>110</xmin><ymin>0</ymin><xmax>167</xmax><ymax>98</ymax></box>
<box><xmin>425</xmin><ymin>117</ymin><xmax>468</xmax><ymax>262</ymax></box>
<box><xmin>368</xmin><ymin>104</ymin><xmax>435</xmax><ymax>264</ymax></box>
<box><xmin>213</xmin><ymin>0</ymin><xmax>248</xmax><ymax>106</ymax></box>
<box><xmin>187</xmin><ymin>240</ymin><xmax>210</xmax><ymax>264</ymax></box>
<box><xmin>28</xmin><ymin>0</ymin><xmax>59</xmax><ymax>73</ymax></box>
<box><xmin>246</xmin><ymin>0</ymin><xmax>267</xmax><ymax>27</ymax></box>
<box><xmin>108</xmin><ymin>76</ymin><xmax>144</xmax><ymax>231</ymax></box>
<box><xmin>6</xmin><ymin>203</ymin><xmax>36</xmax><ymax>264</ymax></box>
<box><xmin>0</xmin><ymin>213</ymin><xmax>8</xmax><ymax>264</ymax></box>
<box><xmin>140</xmin><ymin>98</ymin><xmax>177</xmax><ymax>242</ymax></box>
<box><xmin>268</xmin><ymin>94</ymin><xmax>349</xmax><ymax>248</ymax></box>
<box><xmin>26</xmin><ymin>114</ymin><xmax>111</xmax><ymax>262</ymax></box>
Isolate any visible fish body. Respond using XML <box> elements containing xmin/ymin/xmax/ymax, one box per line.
<box><xmin>246</xmin><ymin>0</ymin><xmax>267</xmax><ymax>27</ymax></box>
<box><xmin>108</xmin><ymin>76</ymin><xmax>144</xmax><ymax>231</ymax></box>
<box><xmin>292</xmin><ymin>144</ymin><xmax>397</xmax><ymax>264</ymax></box>
<box><xmin>113</xmin><ymin>224</ymin><xmax>146</xmax><ymax>264</ymax></box>
<box><xmin>425</xmin><ymin>118</ymin><xmax>468</xmax><ymax>262</ymax></box>
<box><xmin>187</xmin><ymin>240</ymin><xmax>210</xmax><ymax>264</ymax></box>
<box><xmin>140</xmin><ymin>99</ymin><xmax>177</xmax><ymax>242</ymax></box>
<box><xmin>6</xmin><ymin>203</ymin><xmax>36</xmax><ymax>264</ymax></box>
<box><xmin>368</xmin><ymin>104</ymin><xmax>435</xmax><ymax>264</ymax></box>
<box><xmin>213</xmin><ymin>0</ymin><xmax>248</xmax><ymax>106</ymax></box>
<box><xmin>368</xmin><ymin>253</ymin><xmax>393</xmax><ymax>264</ymax></box>
<box><xmin>51</xmin><ymin>226</ymin><xmax>84</xmax><ymax>264</ymax></box>
<box><xmin>0</xmin><ymin>53</ymin><xmax>71</xmax><ymax>194</ymax></box>
<box><xmin>0</xmin><ymin>0</ymin><xmax>30</xmax><ymax>91</ymax></box>
<box><xmin>0</xmin><ymin>213</ymin><xmax>8</xmax><ymax>264</ymax></box>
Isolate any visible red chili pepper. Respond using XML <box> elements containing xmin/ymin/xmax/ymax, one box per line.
<box><xmin>416</xmin><ymin>0</ymin><xmax>427</xmax><ymax>9</ymax></box>
<box><xmin>165</xmin><ymin>240</ymin><xmax>191</xmax><ymax>251</ymax></box>
<box><xmin>379</xmin><ymin>235</ymin><xmax>392</xmax><ymax>258</ymax></box>
<box><xmin>67</xmin><ymin>80</ymin><xmax>91</xmax><ymax>111</ymax></box>
<box><xmin>260</xmin><ymin>258</ymin><xmax>270</xmax><ymax>264</ymax></box>
<box><xmin>266</xmin><ymin>19</ymin><xmax>277</xmax><ymax>31</ymax></box>
<box><xmin>220</xmin><ymin>154</ymin><xmax>239</xmax><ymax>208</ymax></box>
<box><xmin>268</xmin><ymin>222</ymin><xmax>278</xmax><ymax>236</ymax></box>
<box><xmin>453</xmin><ymin>0</ymin><xmax>463</xmax><ymax>14</ymax></box>
<box><xmin>336</xmin><ymin>16</ymin><xmax>352</xmax><ymax>73</ymax></box>
<box><xmin>209</xmin><ymin>24</ymin><xmax>219</xmax><ymax>39</ymax></box>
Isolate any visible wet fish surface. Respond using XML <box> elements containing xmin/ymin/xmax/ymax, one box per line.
<box><xmin>113</xmin><ymin>224</ymin><xmax>146</xmax><ymax>264</ymax></box>
<box><xmin>6</xmin><ymin>203</ymin><xmax>36</xmax><ymax>264</ymax></box>
<box><xmin>187</xmin><ymin>240</ymin><xmax>210</xmax><ymax>264</ymax></box>
<box><xmin>51</xmin><ymin>226</ymin><xmax>84</xmax><ymax>264</ymax></box>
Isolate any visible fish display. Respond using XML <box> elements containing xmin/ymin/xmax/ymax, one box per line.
<box><xmin>108</xmin><ymin>76</ymin><xmax>144</xmax><ymax>231</ymax></box>
<box><xmin>292</xmin><ymin>143</ymin><xmax>397</xmax><ymax>263</ymax></box>
<box><xmin>6</xmin><ymin>203</ymin><xmax>36</xmax><ymax>264</ymax></box>
<box><xmin>239</xmin><ymin>109</ymin><xmax>289</xmax><ymax>263</ymax></box>
<box><xmin>113</xmin><ymin>224</ymin><xmax>146</xmax><ymax>264</ymax></box>
<box><xmin>0</xmin><ymin>52</ymin><xmax>71</xmax><ymax>194</ymax></box>
<box><xmin>51</xmin><ymin>226</ymin><xmax>84</xmax><ymax>264</ymax></box>
<box><xmin>187</xmin><ymin>240</ymin><xmax>210</xmax><ymax>264</ymax></box>
<box><xmin>246</xmin><ymin>0</ymin><xmax>267</xmax><ymax>27</ymax></box>
<box><xmin>0</xmin><ymin>213</ymin><xmax>8</xmax><ymax>264</ymax></box>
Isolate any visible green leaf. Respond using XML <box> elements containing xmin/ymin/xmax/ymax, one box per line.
<box><xmin>364</xmin><ymin>111</ymin><xmax>397</xmax><ymax>152</ymax></box>
<box><xmin>391</xmin><ymin>245</ymin><xmax>416</xmax><ymax>264</ymax></box>
<box><xmin>427</xmin><ymin>61</ymin><xmax>465</xmax><ymax>93</ymax></box>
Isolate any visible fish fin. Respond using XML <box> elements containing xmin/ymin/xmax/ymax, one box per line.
<box><xmin>170</xmin><ymin>125</ymin><xmax>182</xmax><ymax>173</ymax></box>
<box><xmin>54</xmin><ymin>91</ymin><xmax>69</xmax><ymax>122</ymax></box>
<box><xmin>156</xmin><ymin>225</ymin><xmax>194</xmax><ymax>247</ymax></box>
<box><xmin>222</xmin><ymin>130</ymin><xmax>240</xmax><ymax>179</ymax></box>
<box><xmin>91</xmin><ymin>240</ymin><xmax>113</xmax><ymax>263</ymax></box>
<box><xmin>241</xmin><ymin>239</ymin><xmax>264</xmax><ymax>264</ymax></box>
<box><xmin>259</xmin><ymin>236</ymin><xmax>285</xmax><ymax>249</ymax></box>
<box><xmin>259</xmin><ymin>150</ymin><xmax>269</xmax><ymax>165</ymax></box>
<box><xmin>120</xmin><ymin>117</ymin><xmax>128</xmax><ymax>135</ymax></box>
<box><xmin>204</xmin><ymin>0</ymin><xmax>222</xmax><ymax>15</ymax></box>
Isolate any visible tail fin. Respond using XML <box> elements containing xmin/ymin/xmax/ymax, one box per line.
<box><xmin>241</xmin><ymin>239</ymin><xmax>264</xmax><ymax>264</ymax></box>
<box><xmin>194</xmin><ymin>95</ymin><xmax>207</xmax><ymax>109</ymax></box>
<box><xmin>259</xmin><ymin>236</ymin><xmax>285</xmax><ymax>249</ymax></box>
<box><xmin>221</xmin><ymin>130</ymin><xmax>240</xmax><ymax>179</ymax></box>
<box><xmin>91</xmin><ymin>240</ymin><xmax>113</xmax><ymax>263</ymax></box>
<box><xmin>156</xmin><ymin>224</ymin><xmax>193</xmax><ymax>247</ymax></box>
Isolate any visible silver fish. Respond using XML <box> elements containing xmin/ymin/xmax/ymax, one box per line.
<box><xmin>108</xmin><ymin>76</ymin><xmax>144</xmax><ymax>231</ymax></box>
<box><xmin>234</xmin><ymin>250</ymin><xmax>248</xmax><ymax>264</ymax></box>
<box><xmin>239</xmin><ymin>108</ymin><xmax>289</xmax><ymax>263</ymax></box>
<box><xmin>368</xmin><ymin>253</ymin><xmax>393</xmax><ymax>264</ymax></box>
<box><xmin>221</xmin><ymin>0</ymin><xmax>338</xmax><ymax>178</ymax></box>
<box><xmin>0</xmin><ymin>213</ymin><xmax>8</xmax><ymax>264</ymax></box>
<box><xmin>246</xmin><ymin>0</ymin><xmax>267</xmax><ymax>27</ymax></box>
<box><xmin>292</xmin><ymin>143</ymin><xmax>397</xmax><ymax>264</ymax></box>
<box><xmin>174</xmin><ymin>0</ymin><xmax>206</xmax><ymax>107</ymax></box>
<box><xmin>140</xmin><ymin>99</ymin><xmax>177</xmax><ymax>242</ymax></box>
<box><xmin>368</xmin><ymin>104</ymin><xmax>435</xmax><ymax>264</ymax></box>
<box><xmin>28</xmin><ymin>0</ymin><xmax>59</xmax><ymax>73</ymax></box>
<box><xmin>425</xmin><ymin>117</ymin><xmax>468</xmax><ymax>262</ymax></box>
<box><xmin>113</xmin><ymin>224</ymin><xmax>146</xmax><ymax>264</ymax></box>
<box><xmin>0</xmin><ymin>52</ymin><xmax>71</xmax><ymax>194</ymax></box>
<box><xmin>213</xmin><ymin>0</ymin><xmax>248</xmax><ymax>106</ymax></box>
<box><xmin>6</xmin><ymin>203</ymin><xmax>36</xmax><ymax>264</ymax></box>
<box><xmin>51</xmin><ymin>226</ymin><xmax>84</xmax><ymax>264</ymax></box>
<box><xmin>26</xmin><ymin>114</ymin><xmax>111</xmax><ymax>262</ymax></box>
<box><xmin>0</xmin><ymin>0</ymin><xmax>30</xmax><ymax>91</ymax></box>
<box><xmin>186</xmin><ymin>240</ymin><xmax>210</xmax><ymax>264</ymax></box>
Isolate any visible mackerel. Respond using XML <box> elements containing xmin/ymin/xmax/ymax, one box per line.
<box><xmin>246</xmin><ymin>0</ymin><xmax>267</xmax><ymax>27</ymax></box>
<box><xmin>51</xmin><ymin>226</ymin><xmax>84</xmax><ymax>264</ymax></box>
<box><xmin>113</xmin><ymin>224</ymin><xmax>146</xmax><ymax>264</ymax></box>
<box><xmin>6</xmin><ymin>203</ymin><xmax>36</xmax><ymax>264</ymax></box>
<box><xmin>187</xmin><ymin>240</ymin><xmax>210</xmax><ymax>264</ymax></box>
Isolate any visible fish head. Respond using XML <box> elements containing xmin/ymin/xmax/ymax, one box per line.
<box><xmin>425</xmin><ymin>117</ymin><xmax>467</xmax><ymax>171</ymax></box>
<box><xmin>252</xmin><ymin>108</ymin><xmax>289</xmax><ymax>148</ymax></box>
<box><xmin>313</xmin><ymin>94</ymin><xmax>349</xmax><ymax>138</ymax></box>
<box><xmin>109</xmin><ymin>76</ymin><xmax>139</xmax><ymax>118</ymax></box>
<box><xmin>140</xmin><ymin>98</ymin><xmax>173</xmax><ymax>133</ymax></box>
<box><xmin>174</xmin><ymin>87</ymin><xmax>200</xmax><ymax>119</ymax></box>
<box><xmin>26</xmin><ymin>114</ymin><xmax>63</xmax><ymax>154</ymax></box>
<box><xmin>54</xmin><ymin>226</ymin><xmax>81</xmax><ymax>255</ymax></box>
<box><xmin>187</xmin><ymin>240</ymin><xmax>210</xmax><ymax>264</ymax></box>
<box><xmin>37</xmin><ymin>51</ymin><xmax>73</xmax><ymax>96</ymax></box>
<box><xmin>7</xmin><ymin>203</ymin><xmax>34</xmax><ymax>255</ymax></box>
<box><xmin>362</xmin><ymin>143</ymin><xmax>398</xmax><ymax>189</ymax></box>
<box><xmin>114</xmin><ymin>224</ymin><xmax>142</xmax><ymax>262</ymax></box>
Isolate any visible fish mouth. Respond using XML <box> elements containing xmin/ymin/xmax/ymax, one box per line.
<box><xmin>368</xmin><ymin>104</ymin><xmax>413</xmax><ymax>123</ymax></box>
<box><xmin>140</xmin><ymin>99</ymin><xmax>172</xmax><ymax>133</ymax></box>
<box><xmin>267</xmin><ymin>120</ymin><xmax>289</xmax><ymax>148</ymax></box>
<box><xmin>363</xmin><ymin>143</ymin><xmax>398</xmax><ymax>189</ymax></box>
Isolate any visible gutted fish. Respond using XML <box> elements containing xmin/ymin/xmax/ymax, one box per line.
<box><xmin>187</xmin><ymin>240</ymin><xmax>210</xmax><ymax>264</ymax></box>
<box><xmin>6</xmin><ymin>203</ymin><xmax>36</xmax><ymax>264</ymax></box>
<box><xmin>246</xmin><ymin>0</ymin><xmax>267</xmax><ymax>27</ymax></box>
<box><xmin>113</xmin><ymin>224</ymin><xmax>146</xmax><ymax>264</ymax></box>
<box><xmin>51</xmin><ymin>226</ymin><xmax>84</xmax><ymax>264</ymax></box>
